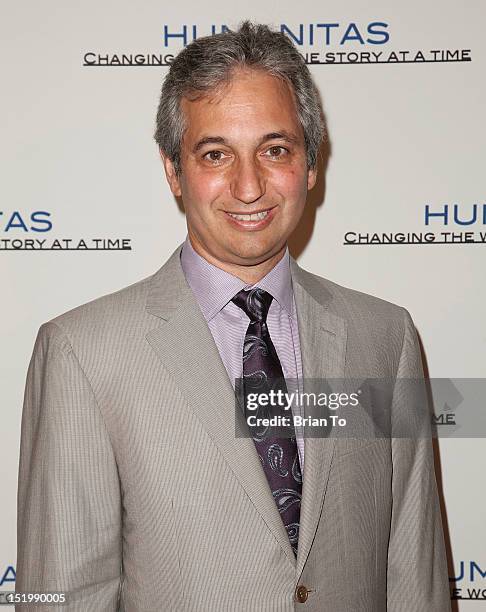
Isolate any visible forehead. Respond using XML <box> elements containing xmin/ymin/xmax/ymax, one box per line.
<box><xmin>180</xmin><ymin>68</ymin><xmax>303</xmax><ymax>141</ymax></box>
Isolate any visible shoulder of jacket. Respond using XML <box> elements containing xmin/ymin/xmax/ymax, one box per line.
<box><xmin>298</xmin><ymin>267</ymin><xmax>410</xmax><ymax>325</ymax></box>
<box><xmin>38</xmin><ymin>272</ymin><xmax>154</xmax><ymax>344</ymax></box>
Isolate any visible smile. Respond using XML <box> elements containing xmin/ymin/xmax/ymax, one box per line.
<box><xmin>223</xmin><ymin>206</ymin><xmax>276</xmax><ymax>230</ymax></box>
<box><xmin>227</xmin><ymin>211</ymin><xmax>269</xmax><ymax>221</ymax></box>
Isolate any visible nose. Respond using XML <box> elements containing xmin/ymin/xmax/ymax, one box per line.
<box><xmin>230</xmin><ymin>156</ymin><xmax>266</xmax><ymax>204</ymax></box>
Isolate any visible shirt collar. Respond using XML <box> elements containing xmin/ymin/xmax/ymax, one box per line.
<box><xmin>180</xmin><ymin>234</ymin><xmax>294</xmax><ymax>322</ymax></box>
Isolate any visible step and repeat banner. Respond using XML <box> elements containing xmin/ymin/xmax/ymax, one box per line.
<box><xmin>2</xmin><ymin>1</ymin><xmax>485</xmax><ymax>608</ymax></box>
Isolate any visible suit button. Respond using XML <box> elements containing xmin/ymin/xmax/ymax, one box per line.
<box><xmin>295</xmin><ymin>585</ymin><xmax>309</xmax><ymax>603</ymax></box>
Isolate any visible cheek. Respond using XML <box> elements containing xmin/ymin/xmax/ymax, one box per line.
<box><xmin>183</xmin><ymin>169</ymin><xmax>227</xmax><ymax>207</ymax></box>
<box><xmin>271</xmin><ymin>168</ymin><xmax>308</xmax><ymax>206</ymax></box>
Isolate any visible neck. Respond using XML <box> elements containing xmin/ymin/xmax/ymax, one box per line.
<box><xmin>187</xmin><ymin>234</ymin><xmax>286</xmax><ymax>284</ymax></box>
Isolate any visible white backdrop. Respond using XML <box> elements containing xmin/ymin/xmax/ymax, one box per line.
<box><xmin>2</xmin><ymin>1</ymin><xmax>485</xmax><ymax>608</ymax></box>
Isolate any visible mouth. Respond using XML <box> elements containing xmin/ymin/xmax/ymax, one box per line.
<box><xmin>223</xmin><ymin>206</ymin><xmax>276</xmax><ymax>230</ymax></box>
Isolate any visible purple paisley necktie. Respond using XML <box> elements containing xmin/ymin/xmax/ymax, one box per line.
<box><xmin>232</xmin><ymin>287</ymin><xmax>302</xmax><ymax>557</ymax></box>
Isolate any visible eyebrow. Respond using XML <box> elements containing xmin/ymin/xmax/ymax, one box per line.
<box><xmin>192</xmin><ymin>131</ymin><xmax>300</xmax><ymax>154</ymax></box>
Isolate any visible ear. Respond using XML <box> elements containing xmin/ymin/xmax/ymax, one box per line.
<box><xmin>307</xmin><ymin>166</ymin><xmax>317</xmax><ymax>191</ymax></box>
<box><xmin>159</xmin><ymin>149</ymin><xmax>182</xmax><ymax>197</ymax></box>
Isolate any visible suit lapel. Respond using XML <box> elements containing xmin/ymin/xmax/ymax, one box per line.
<box><xmin>145</xmin><ymin>245</ymin><xmax>296</xmax><ymax>567</ymax></box>
<box><xmin>289</xmin><ymin>258</ymin><xmax>348</xmax><ymax>577</ymax></box>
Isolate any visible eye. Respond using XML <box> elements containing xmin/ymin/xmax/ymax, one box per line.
<box><xmin>265</xmin><ymin>146</ymin><xmax>289</xmax><ymax>158</ymax></box>
<box><xmin>202</xmin><ymin>150</ymin><xmax>229</xmax><ymax>164</ymax></box>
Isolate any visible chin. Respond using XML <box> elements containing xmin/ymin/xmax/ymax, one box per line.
<box><xmin>229</xmin><ymin>242</ymin><xmax>284</xmax><ymax>264</ymax></box>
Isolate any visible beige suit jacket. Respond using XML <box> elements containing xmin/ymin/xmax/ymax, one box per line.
<box><xmin>16</xmin><ymin>243</ymin><xmax>451</xmax><ymax>611</ymax></box>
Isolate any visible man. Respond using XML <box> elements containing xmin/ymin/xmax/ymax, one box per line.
<box><xmin>16</xmin><ymin>21</ymin><xmax>450</xmax><ymax>611</ymax></box>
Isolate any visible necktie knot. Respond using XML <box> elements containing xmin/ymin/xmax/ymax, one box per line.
<box><xmin>231</xmin><ymin>287</ymin><xmax>273</xmax><ymax>322</ymax></box>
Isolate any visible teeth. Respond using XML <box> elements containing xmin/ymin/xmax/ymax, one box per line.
<box><xmin>228</xmin><ymin>210</ymin><xmax>269</xmax><ymax>221</ymax></box>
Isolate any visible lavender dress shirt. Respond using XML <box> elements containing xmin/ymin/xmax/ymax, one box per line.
<box><xmin>180</xmin><ymin>235</ymin><xmax>305</xmax><ymax>473</ymax></box>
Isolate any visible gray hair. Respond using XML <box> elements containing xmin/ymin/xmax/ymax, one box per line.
<box><xmin>154</xmin><ymin>20</ymin><xmax>325</xmax><ymax>176</ymax></box>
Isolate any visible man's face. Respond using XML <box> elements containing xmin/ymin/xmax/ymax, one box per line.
<box><xmin>161</xmin><ymin>67</ymin><xmax>317</xmax><ymax>269</ymax></box>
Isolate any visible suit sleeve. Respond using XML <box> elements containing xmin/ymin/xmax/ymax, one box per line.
<box><xmin>16</xmin><ymin>322</ymin><xmax>123</xmax><ymax>611</ymax></box>
<box><xmin>386</xmin><ymin>309</ymin><xmax>451</xmax><ymax>612</ymax></box>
